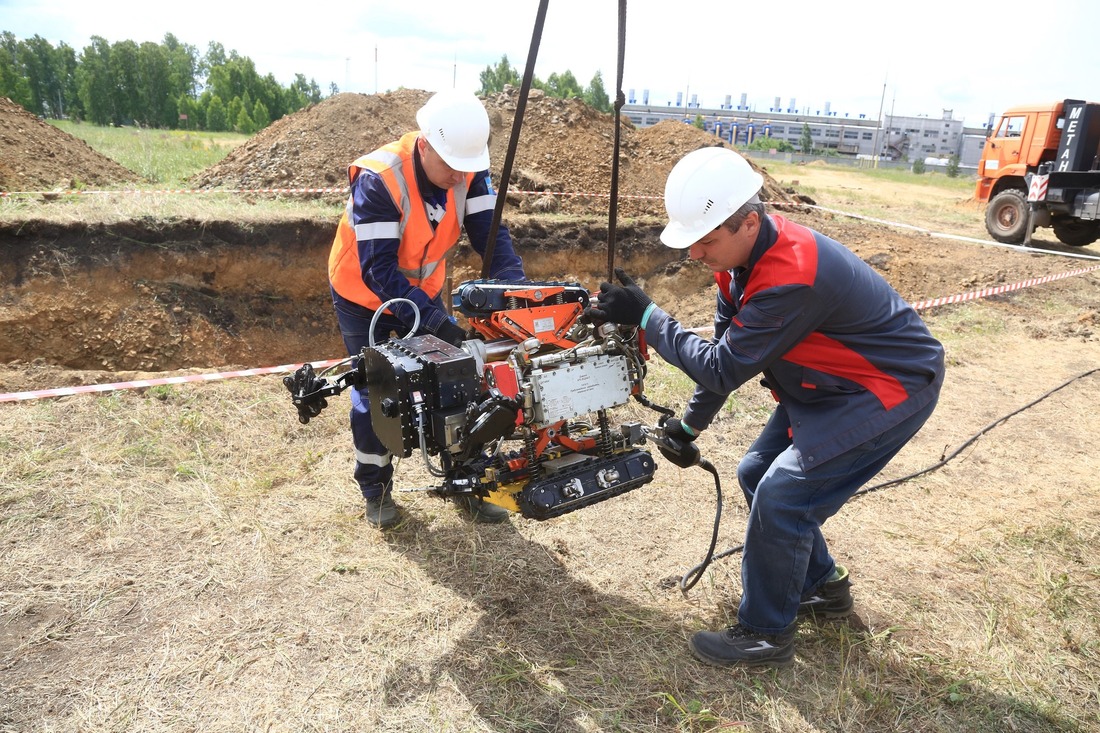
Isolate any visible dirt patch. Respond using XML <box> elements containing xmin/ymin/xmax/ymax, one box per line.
<box><xmin>0</xmin><ymin>96</ymin><xmax>140</xmax><ymax>191</ymax></box>
<box><xmin>188</xmin><ymin>89</ymin><xmax>791</xmax><ymax>217</ymax></box>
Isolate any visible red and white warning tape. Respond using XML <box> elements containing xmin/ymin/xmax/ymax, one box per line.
<box><xmin>0</xmin><ymin>187</ymin><xmax>663</xmax><ymax>200</ymax></box>
<box><xmin>0</xmin><ymin>359</ymin><xmax>345</xmax><ymax>404</ymax></box>
<box><xmin>910</xmin><ymin>265</ymin><xmax>1100</xmax><ymax>310</ymax></box>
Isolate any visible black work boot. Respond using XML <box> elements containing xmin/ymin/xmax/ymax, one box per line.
<box><xmin>364</xmin><ymin>492</ymin><xmax>401</xmax><ymax>529</ymax></box>
<box><xmin>689</xmin><ymin>623</ymin><xmax>796</xmax><ymax>668</ymax></box>
<box><xmin>798</xmin><ymin>565</ymin><xmax>854</xmax><ymax>620</ymax></box>
<box><xmin>454</xmin><ymin>495</ymin><xmax>510</xmax><ymax>524</ymax></box>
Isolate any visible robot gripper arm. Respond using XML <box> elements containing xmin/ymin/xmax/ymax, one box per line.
<box><xmin>283</xmin><ymin>360</ymin><xmax>363</xmax><ymax>425</ymax></box>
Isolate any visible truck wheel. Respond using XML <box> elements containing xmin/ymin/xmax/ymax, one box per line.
<box><xmin>985</xmin><ymin>189</ymin><xmax>1029</xmax><ymax>244</ymax></box>
<box><xmin>1052</xmin><ymin>218</ymin><xmax>1100</xmax><ymax>247</ymax></box>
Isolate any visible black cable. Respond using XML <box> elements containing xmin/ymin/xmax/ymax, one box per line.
<box><xmin>606</xmin><ymin>0</ymin><xmax>627</xmax><ymax>282</ymax></box>
<box><xmin>481</xmin><ymin>0</ymin><xmax>549</xmax><ymax>278</ymax></box>
<box><xmin>854</xmin><ymin>366</ymin><xmax>1099</xmax><ymax>497</ymax></box>
<box><xmin>678</xmin><ymin>367</ymin><xmax>1100</xmax><ymax>591</ymax></box>
<box><xmin>678</xmin><ymin>457</ymin><xmax>722</xmax><ymax>593</ymax></box>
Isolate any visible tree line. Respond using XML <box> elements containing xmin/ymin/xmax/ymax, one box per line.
<box><xmin>0</xmin><ymin>31</ymin><xmax>325</xmax><ymax>132</ymax></box>
<box><xmin>1</xmin><ymin>35</ymin><xmax>614</xmax><ymax>134</ymax></box>
<box><xmin>478</xmin><ymin>56</ymin><xmax>611</xmax><ymax>113</ymax></box>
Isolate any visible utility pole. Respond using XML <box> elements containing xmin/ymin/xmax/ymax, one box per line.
<box><xmin>374</xmin><ymin>45</ymin><xmax>379</xmax><ymax>94</ymax></box>
<box><xmin>871</xmin><ymin>77</ymin><xmax>887</xmax><ymax>169</ymax></box>
<box><xmin>886</xmin><ymin>92</ymin><xmax>896</xmax><ymax>161</ymax></box>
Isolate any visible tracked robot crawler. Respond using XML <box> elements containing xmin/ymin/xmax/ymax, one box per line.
<box><xmin>285</xmin><ymin>279</ymin><xmax>683</xmax><ymax>520</ymax></box>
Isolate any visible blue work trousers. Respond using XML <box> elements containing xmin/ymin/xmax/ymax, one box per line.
<box><xmin>735</xmin><ymin>397</ymin><xmax>938</xmax><ymax>634</ymax></box>
<box><xmin>332</xmin><ymin>290</ymin><xmax>447</xmax><ymax>499</ymax></box>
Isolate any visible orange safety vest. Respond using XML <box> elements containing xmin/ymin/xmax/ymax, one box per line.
<box><xmin>328</xmin><ymin>131</ymin><xmax>473</xmax><ymax>311</ymax></box>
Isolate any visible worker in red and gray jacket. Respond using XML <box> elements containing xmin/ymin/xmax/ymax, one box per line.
<box><xmin>586</xmin><ymin>147</ymin><xmax>944</xmax><ymax>669</ymax></box>
<box><xmin>328</xmin><ymin>90</ymin><xmax>525</xmax><ymax>529</ymax></box>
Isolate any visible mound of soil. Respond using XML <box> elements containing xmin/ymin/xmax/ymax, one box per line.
<box><xmin>189</xmin><ymin>89</ymin><xmax>792</xmax><ymax>216</ymax></box>
<box><xmin>0</xmin><ymin>97</ymin><xmax>140</xmax><ymax>191</ymax></box>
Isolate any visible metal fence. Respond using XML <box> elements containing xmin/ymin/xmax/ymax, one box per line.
<box><xmin>744</xmin><ymin>149</ymin><xmax>977</xmax><ymax>177</ymax></box>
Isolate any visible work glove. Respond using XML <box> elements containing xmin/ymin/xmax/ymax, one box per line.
<box><xmin>663</xmin><ymin>417</ymin><xmax>698</xmax><ymax>443</ymax></box>
<box><xmin>436</xmin><ymin>320</ymin><xmax>467</xmax><ymax>347</ymax></box>
<box><xmin>583</xmin><ymin>267</ymin><xmax>653</xmax><ymax>327</ymax></box>
<box><xmin>657</xmin><ymin>416</ymin><xmax>700</xmax><ymax>468</ymax></box>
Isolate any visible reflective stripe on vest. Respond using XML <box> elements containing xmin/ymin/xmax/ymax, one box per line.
<box><xmin>328</xmin><ymin>131</ymin><xmax>473</xmax><ymax>310</ymax></box>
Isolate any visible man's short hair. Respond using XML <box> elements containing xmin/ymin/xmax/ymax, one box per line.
<box><xmin>720</xmin><ymin>195</ymin><xmax>765</xmax><ymax>234</ymax></box>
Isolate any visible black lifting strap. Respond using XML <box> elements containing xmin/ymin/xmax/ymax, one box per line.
<box><xmin>607</xmin><ymin>0</ymin><xmax>627</xmax><ymax>281</ymax></box>
<box><xmin>480</xmin><ymin>0</ymin><xmax>550</xmax><ymax>279</ymax></box>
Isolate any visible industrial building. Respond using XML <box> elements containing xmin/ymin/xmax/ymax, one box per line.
<box><xmin>623</xmin><ymin>91</ymin><xmax>990</xmax><ymax>167</ymax></box>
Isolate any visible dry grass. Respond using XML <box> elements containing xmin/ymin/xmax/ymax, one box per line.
<box><xmin>2</xmin><ymin>162</ymin><xmax>1100</xmax><ymax>731</ymax></box>
<box><xmin>2</xmin><ymin>282</ymin><xmax>1099</xmax><ymax>731</ymax></box>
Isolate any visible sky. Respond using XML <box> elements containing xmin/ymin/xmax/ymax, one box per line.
<box><xmin>3</xmin><ymin>0</ymin><xmax>1098</xmax><ymax>127</ymax></box>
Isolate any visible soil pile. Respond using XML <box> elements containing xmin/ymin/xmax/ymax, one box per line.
<box><xmin>0</xmin><ymin>97</ymin><xmax>140</xmax><ymax>191</ymax></box>
<box><xmin>188</xmin><ymin>88</ymin><xmax>792</xmax><ymax>215</ymax></box>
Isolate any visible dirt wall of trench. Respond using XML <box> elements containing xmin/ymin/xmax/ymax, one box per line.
<box><xmin>0</xmin><ymin>217</ymin><xmax>700</xmax><ymax>372</ymax></box>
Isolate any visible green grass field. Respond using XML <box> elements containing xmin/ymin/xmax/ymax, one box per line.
<box><xmin>49</xmin><ymin>121</ymin><xmax>250</xmax><ymax>186</ymax></box>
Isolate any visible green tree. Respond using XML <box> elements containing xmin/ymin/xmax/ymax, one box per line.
<box><xmin>206</xmin><ymin>94</ymin><xmax>227</xmax><ymax>131</ymax></box>
<box><xmin>799</xmin><ymin>122</ymin><xmax>813</xmax><ymax>154</ymax></box>
<box><xmin>235</xmin><ymin>105</ymin><xmax>255</xmax><ymax>134</ymax></box>
<box><xmin>545</xmin><ymin>70</ymin><xmax>582</xmax><ymax>99</ymax></box>
<box><xmin>283</xmin><ymin>73</ymin><xmax>320</xmax><ymax>113</ymax></box>
<box><xmin>17</xmin><ymin>34</ymin><xmax>57</xmax><ymax>117</ymax></box>
<box><xmin>745</xmin><ymin>135</ymin><xmax>795</xmax><ymax>153</ymax></box>
<box><xmin>252</xmin><ymin>99</ymin><xmax>271</xmax><ymax>130</ymax></box>
<box><xmin>108</xmin><ymin>39</ymin><xmax>140</xmax><ymax>124</ymax></box>
<box><xmin>54</xmin><ymin>41</ymin><xmax>81</xmax><ymax>119</ymax></box>
<box><xmin>76</xmin><ymin>36</ymin><xmax>115</xmax><ymax>125</ymax></box>
<box><xmin>946</xmin><ymin>154</ymin><xmax>960</xmax><ymax>178</ymax></box>
<box><xmin>177</xmin><ymin>93</ymin><xmax>197</xmax><ymax>129</ymax></box>
<box><xmin>135</xmin><ymin>41</ymin><xmax>174</xmax><ymax>127</ymax></box>
<box><xmin>162</xmin><ymin>33</ymin><xmax>199</xmax><ymax>98</ymax></box>
<box><xmin>0</xmin><ymin>31</ymin><xmax>33</xmax><ymax>110</ymax></box>
<box><xmin>692</xmin><ymin>114</ymin><xmax>705</xmax><ymax>130</ymax></box>
<box><xmin>583</xmin><ymin>70</ymin><xmax>611</xmax><ymax>112</ymax></box>
<box><xmin>911</xmin><ymin>157</ymin><xmax>926</xmax><ymax>174</ymax></box>
<box><xmin>478</xmin><ymin>54</ymin><xmax>521</xmax><ymax>94</ymax></box>
<box><xmin>257</xmin><ymin>73</ymin><xmax>287</xmax><ymax>120</ymax></box>
<box><xmin>226</xmin><ymin>96</ymin><xmax>244</xmax><ymax>131</ymax></box>
<box><xmin>4</xmin><ymin>31</ymin><xmax>326</xmax><ymax>130</ymax></box>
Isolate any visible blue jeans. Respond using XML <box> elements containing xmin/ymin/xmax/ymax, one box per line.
<box><xmin>332</xmin><ymin>290</ymin><xmax>447</xmax><ymax>499</ymax></box>
<box><xmin>735</xmin><ymin>398</ymin><xmax>939</xmax><ymax>634</ymax></box>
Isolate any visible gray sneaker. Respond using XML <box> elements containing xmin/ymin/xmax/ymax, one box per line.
<box><xmin>689</xmin><ymin>623</ymin><xmax>796</xmax><ymax>668</ymax></box>
<box><xmin>454</xmin><ymin>495</ymin><xmax>510</xmax><ymax>524</ymax></box>
<box><xmin>364</xmin><ymin>493</ymin><xmax>400</xmax><ymax>529</ymax></box>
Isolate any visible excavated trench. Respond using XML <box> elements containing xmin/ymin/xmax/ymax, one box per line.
<box><xmin>0</xmin><ymin>218</ymin><xmax>705</xmax><ymax>372</ymax></box>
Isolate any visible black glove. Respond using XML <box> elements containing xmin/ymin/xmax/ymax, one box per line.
<box><xmin>664</xmin><ymin>417</ymin><xmax>698</xmax><ymax>443</ymax></box>
<box><xmin>583</xmin><ymin>267</ymin><xmax>653</xmax><ymax>326</ymax></box>
<box><xmin>437</xmin><ymin>320</ymin><xmax>467</xmax><ymax>347</ymax></box>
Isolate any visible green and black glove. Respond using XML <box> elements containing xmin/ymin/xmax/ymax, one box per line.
<box><xmin>583</xmin><ymin>267</ymin><xmax>654</xmax><ymax>327</ymax></box>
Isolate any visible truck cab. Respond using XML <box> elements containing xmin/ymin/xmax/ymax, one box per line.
<box><xmin>975</xmin><ymin>99</ymin><xmax>1100</xmax><ymax>246</ymax></box>
<box><xmin>974</xmin><ymin>101</ymin><xmax>1063</xmax><ymax>204</ymax></box>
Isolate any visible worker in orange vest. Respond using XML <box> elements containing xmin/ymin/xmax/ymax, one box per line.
<box><xmin>328</xmin><ymin>91</ymin><xmax>526</xmax><ymax>528</ymax></box>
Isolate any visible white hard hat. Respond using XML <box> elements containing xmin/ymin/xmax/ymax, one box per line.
<box><xmin>416</xmin><ymin>91</ymin><xmax>491</xmax><ymax>172</ymax></box>
<box><xmin>660</xmin><ymin>147</ymin><xmax>764</xmax><ymax>249</ymax></box>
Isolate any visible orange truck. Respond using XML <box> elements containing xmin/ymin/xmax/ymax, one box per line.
<box><xmin>975</xmin><ymin>99</ymin><xmax>1100</xmax><ymax>246</ymax></box>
